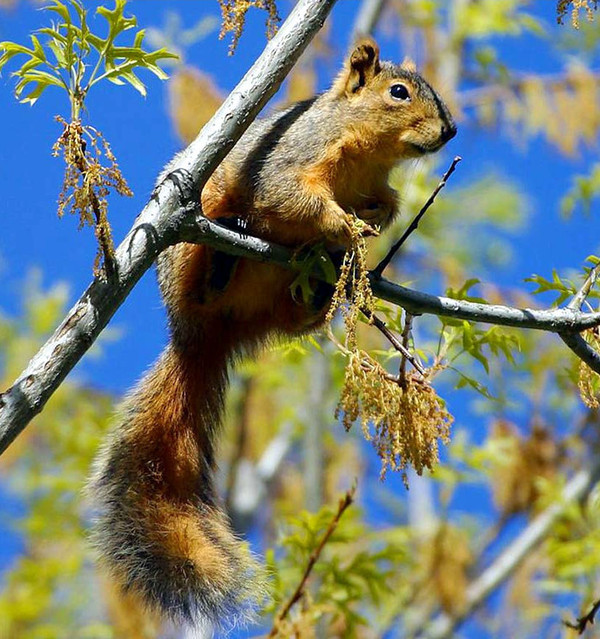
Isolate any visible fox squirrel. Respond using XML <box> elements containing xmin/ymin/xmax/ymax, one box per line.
<box><xmin>90</xmin><ymin>37</ymin><xmax>456</xmax><ymax>631</ymax></box>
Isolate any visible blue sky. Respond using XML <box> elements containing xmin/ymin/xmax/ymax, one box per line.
<box><xmin>0</xmin><ymin>1</ymin><xmax>596</xmax><ymax>394</ymax></box>
<box><xmin>0</xmin><ymin>1</ymin><xmax>599</xmax><ymax>637</ymax></box>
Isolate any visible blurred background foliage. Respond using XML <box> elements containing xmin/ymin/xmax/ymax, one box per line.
<box><xmin>2</xmin><ymin>1</ymin><xmax>600</xmax><ymax>638</ymax></box>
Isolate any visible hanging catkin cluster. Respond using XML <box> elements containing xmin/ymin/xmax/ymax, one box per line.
<box><xmin>578</xmin><ymin>327</ymin><xmax>600</xmax><ymax>408</ymax></box>
<box><xmin>218</xmin><ymin>0</ymin><xmax>280</xmax><ymax>52</ymax></box>
<box><xmin>557</xmin><ymin>0</ymin><xmax>598</xmax><ymax>27</ymax></box>
<box><xmin>328</xmin><ymin>218</ymin><xmax>452</xmax><ymax>484</ymax></box>
<box><xmin>337</xmin><ymin>353</ymin><xmax>452</xmax><ymax>483</ymax></box>
<box><xmin>52</xmin><ymin>117</ymin><xmax>132</xmax><ymax>275</ymax></box>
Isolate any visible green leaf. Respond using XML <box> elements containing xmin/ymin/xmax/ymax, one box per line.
<box><xmin>30</xmin><ymin>35</ymin><xmax>47</xmax><ymax>62</ymax></box>
<box><xmin>525</xmin><ymin>270</ymin><xmax>576</xmax><ymax>306</ymax></box>
<box><xmin>46</xmin><ymin>38</ymin><xmax>67</xmax><ymax>67</ymax></box>
<box><xmin>21</xmin><ymin>69</ymin><xmax>66</xmax><ymax>88</ymax></box>
<box><xmin>119</xmin><ymin>69</ymin><xmax>146</xmax><ymax>96</ymax></box>
<box><xmin>19</xmin><ymin>82</ymin><xmax>48</xmax><ymax>105</ymax></box>
<box><xmin>446</xmin><ymin>278</ymin><xmax>487</xmax><ymax>304</ymax></box>
<box><xmin>45</xmin><ymin>0</ymin><xmax>72</xmax><ymax>25</ymax></box>
<box><xmin>0</xmin><ymin>43</ymin><xmax>35</xmax><ymax>72</ymax></box>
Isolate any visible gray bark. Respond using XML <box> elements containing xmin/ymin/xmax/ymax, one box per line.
<box><xmin>0</xmin><ymin>0</ymin><xmax>338</xmax><ymax>456</ymax></box>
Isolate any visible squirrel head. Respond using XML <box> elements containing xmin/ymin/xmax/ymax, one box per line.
<box><xmin>332</xmin><ymin>38</ymin><xmax>457</xmax><ymax>158</ymax></box>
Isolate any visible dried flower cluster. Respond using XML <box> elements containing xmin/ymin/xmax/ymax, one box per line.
<box><xmin>557</xmin><ymin>0</ymin><xmax>598</xmax><ymax>27</ymax></box>
<box><xmin>337</xmin><ymin>356</ymin><xmax>452</xmax><ymax>483</ymax></box>
<box><xmin>487</xmin><ymin>420</ymin><xmax>561</xmax><ymax>517</ymax></box>
<box><xmin>328</xmin><ymin>218</ymin><xmax>452</xmax><ymax>483</ymax></box>
<box><xmin>423</xmin><ymin>524</ymin><xmax>472</xmax><ymax>615</ymax></box>
<box><xmin>218</xmin><ymin>0</ymin><xmax>280</xmax><ymax>53</ymax></box>
<box><xmin>470</xmin><ymin>65</ymin><xmax>600</xmax><ymax>155</ymax></box>
<box><xmin>169</xmin><ymin>66</ymin><xmax>224</xmax><ymax>145</ymax></box>
<box><xmin>324</xmin><ymin>217</ymin><xmax>375</xmax><ymax>336</ymax></box>
<box><xmin>52</xmin><ymin>117</ymin><xmax>132</xmax><ymax>275</ymax></box>
<box><xmin>578</xmin><ymin>328</ymin><xmax>600</xmax><ymax>408</ymax></box>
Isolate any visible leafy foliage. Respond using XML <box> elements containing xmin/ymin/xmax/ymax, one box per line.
<box><xmin>265</xmin><ymin>498</ymin><xmax>406</xmax><ymax>637</ymax></box>
<box><xmin>0</xmin><ymin>0</ymin><xmax>176</xmax><ymax>274</ymax></box>
<box><xmin>0</xmin><ymin>278</ymin><xmax>115</xmax><ymax>638</ymax></box>
<box><xmin>0</xmin><ymin>0</ymin><xmax>176</xmax><ymax>108</ymax></box>
<box><xmin>2</xmin><ymin>2</ymin><xmax>600</xmax><ymax>639</ymax></box>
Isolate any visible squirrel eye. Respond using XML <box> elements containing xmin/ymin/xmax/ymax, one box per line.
<box><xmin>390</xmin><ymin>83</ymin><xmax>410</xmax><ymax>101</ymax></box>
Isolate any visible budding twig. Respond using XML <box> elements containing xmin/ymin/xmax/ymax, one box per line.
<box><xmin>569</xmin><ymin>262</ymin><xmax>600</xmax><ymax>311</ymax></box>
<box><xmin>372</xmin><ymin>156</ymin><xmax>462</xmax><ymax>278</ymax></box>
<box><xmin>563</xmin><ymin>598</ymin><xmax>600</xmax><ymax>635</ymax></box>
<box><xmin>268</xmin><ymin>484</ymin><xmax>356</xmax><ymax>637</ymax></box>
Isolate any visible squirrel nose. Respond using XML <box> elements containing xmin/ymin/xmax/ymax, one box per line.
<box><xmin>441</xmin><ymin>121</ymin><xmax>457</xmax><ymax>142</ymax></box>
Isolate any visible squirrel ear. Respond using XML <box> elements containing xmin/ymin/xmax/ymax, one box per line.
<box><xmin>401</xmin><ymin>56</ymin><xmax>417</xmax><ymax>73</ymax></box>
<box><xmin>334</xmin><ymin>37</ymin><xmax>381</xmax><ymax>96</ymax></box>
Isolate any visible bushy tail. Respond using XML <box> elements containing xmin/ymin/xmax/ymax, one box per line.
<box><xmin>89</xmin><ymin>335</ymin><xmax>262</xmax><ymax>629</ymax></box>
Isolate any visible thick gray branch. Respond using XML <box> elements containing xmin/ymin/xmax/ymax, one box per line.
<box><xmin>179</xmin><ymin>213</ymin><xmax>600</xmax><ymax>335</ymax></box>
<box><xmin>372</xmin><ymin>278</ymin><xmax>600</xmax><ymax>333</ymax></box>
<box><xmin>418</xmin><ymin>458</ymin><xmax>600</xmax><ymax>639</ymax></box>
<box><xmin>0</xmin><ymin>0</ymin><xmax>338</xmax><ymax>456</ymax></box>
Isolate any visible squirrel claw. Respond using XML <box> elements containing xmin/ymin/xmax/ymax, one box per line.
<box><xmin>360</xmin><ymin>222</ymin><xmax>379</xmax><ymax>238</ymax></box>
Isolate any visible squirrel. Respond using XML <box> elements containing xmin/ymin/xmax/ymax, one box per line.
<box><xmin>89</xmin><ymin>37</ymin><xmax>456</xmax><ymax>632</ymax></box>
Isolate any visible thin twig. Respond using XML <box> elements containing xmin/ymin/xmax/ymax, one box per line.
<box><xmin>71</xmin><ymin>133</ymin><xmax>117</xmax><ymax>280</ymax></box>
<box><xmin>568</xmin><ymin>262</ymin><xmax>600</xmax><ymax>311</ymax></box>
<box><xmin>373</xmin><ymin>156</ymin><xmax>462</xmax><ymax>278</ymax></box>
<box><xmin>563</xmin><ymin>598</ymin><xmax>600</xmax><ymax>635</ymax></box>
<box><xmin>268</xmin><ymin>484</ymin><xmax>356</xmax><ymax>637</ymax></box>
<box><xmin>399</xmin><ymin>312</ymin><xmax>415</xmax><ymax>387</ymax></box>
<box><xmin>366</xmin><ymin>311</ymin><xmax>426</xmax><ymax>376</ymax></box>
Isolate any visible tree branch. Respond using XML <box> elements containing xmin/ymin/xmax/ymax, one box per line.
<box><xmin>268</xmin><ymin>484</ymin><xmax>356</xmax><ymax>637</ymax></box>
<box><xmin>417</xmin><ymin>458</ymin><xmax>600</xmax><ymax>639</ymax></box>
<box><xmin>559</xmin><ymin>262</ymin><xmax>600</xmax><ymax>370</ymax></box>
<box><xmin>3</xmin><ymin>0</ymin><xmax>600</xmax><ymax>458</ymax></box>
<box><xmin>177</xmin><ymin>214</ymin><xmax>600</xmax><ymax>336</ymax></box>
<box><xmin>560</xmin><ymin>332</ymin><xmax>600</xmax><ymax>372</ymax></box>
<box><xmin>0</xmin><ymin>0</ymin><xmax>338</xmax><ymax>456</ymax></box>
<box><xmin>372</xmin><ymin>156</ymin><xmax>462</xmax><ymax>278</ymax></box>
<box><xmin>4</xmin><ymin>196</ymin><xmax>599</xmax><ymax>460</ymax></box>
<box><xmin>351</xmin><ymin>0</ymin><xmax>388</xmax><ymax>41</ymax></box>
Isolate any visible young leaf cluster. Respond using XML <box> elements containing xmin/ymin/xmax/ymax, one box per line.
<box><xmin>436</xmin><ymin>279</ymin><xmax>521</xmax><ymax>398</ymax></box>
<box><xmin>0</xmin><ymin>0</ymin><xmax>177</xmax><ymax>113</ymax></box>
<box><xmin>527</xmin><ymin>258</ymin><xmax>600</xmax><ymax>307</ymax></box>
<box><xmin>265</xmin><ymin>502</ymin><xmax>405</xmax><ymax>637</ymax></box>
<box><xmin>0</xmin><ymin>0</ymin><xmax>177</xmax><ymax>275</ymax></box>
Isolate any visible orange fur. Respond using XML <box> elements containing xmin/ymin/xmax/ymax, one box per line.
<box><xmin>90</xmin><ymin>37</ymin><xmax>456</xmax><ymax>631</ymax></box>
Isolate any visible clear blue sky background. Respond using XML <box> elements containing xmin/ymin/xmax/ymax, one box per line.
<box><xmin>0</xmin><ymin>1</ymin><xmax>598</xmax><ymax>637</ymax></box>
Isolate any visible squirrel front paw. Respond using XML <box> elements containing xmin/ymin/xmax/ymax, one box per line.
<box><xmin>325</xmin><ymin>210</ymin><xmax>379</xmax><ymax>246</ymax></box>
